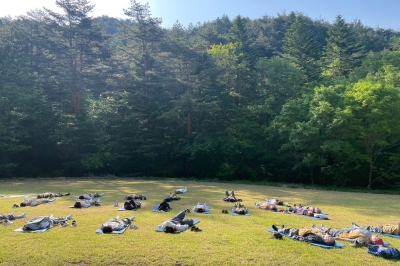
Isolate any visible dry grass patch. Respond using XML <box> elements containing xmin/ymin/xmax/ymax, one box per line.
<box><xmin>0</xmin><ymin>179</ymin><xmax>399</xmax><ymax>265</ymax></box>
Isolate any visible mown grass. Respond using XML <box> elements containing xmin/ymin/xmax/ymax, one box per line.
<box><xmin>0</xmin><ymin>179</ymin><xmax>399</xmax><ymax>266</ymax></box>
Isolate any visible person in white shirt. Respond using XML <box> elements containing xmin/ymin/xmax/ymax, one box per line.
<box><xmin>175</xmin><ymin>188</ymin><xmax>188</xmax><ymax>194</ymax></box>
<box><xmin>193</xmin><ymin>202</ymin><xmax>209</xmax><ymax>213</ymax></box>
<box><xmin>101</xmin><ymin>216</ymin><xmax>135</xmax><ymax>233</ymax></box>
<box><xmin>158</xmin><ymin>209</ymin><xmax>193</xmax><ymax>233</ymax></box>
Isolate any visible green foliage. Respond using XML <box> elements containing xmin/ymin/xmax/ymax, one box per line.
<box><xmin>1</xmin><ymin>2</ymin><xmax>400</xmax><ymax>190</ymax></box>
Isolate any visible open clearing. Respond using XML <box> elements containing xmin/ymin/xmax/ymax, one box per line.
<box><xmin>0</xmin><ymin>179</ymin><xmax>399</xmax><ymax>265</ymax></box>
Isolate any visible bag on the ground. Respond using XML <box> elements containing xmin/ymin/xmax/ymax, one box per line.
<box><xmin>368</xmin><ymin>244</ymin><xmax>400</xmax><ymax>259</ymax></box>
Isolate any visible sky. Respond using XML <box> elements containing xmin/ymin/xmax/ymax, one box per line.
<box><xmin>1</xmin><ymin>0</ymin><xmax>400</xmax><ymax>30</ymax></box>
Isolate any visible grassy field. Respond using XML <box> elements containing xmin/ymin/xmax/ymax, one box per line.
<box><xmin>0</xmin><ymin>179</ymin><xmax>399</xmax><ymax>266</ymax></box>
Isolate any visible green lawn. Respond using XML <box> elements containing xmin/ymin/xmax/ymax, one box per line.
<box><xmin>0</xmin><ymin>179</ymin><xmax>399</xmax><ymax>265</ymax></box>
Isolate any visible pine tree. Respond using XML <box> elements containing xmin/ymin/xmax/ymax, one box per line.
<box><xmin>322</xmin><ymin>15</ymin><xmax>365</xmax><ymax>79</ymax></box>
<box><xmin>283</xmin><ymin>14</ymin><xmax>321</xmax><ymax>81</ymax></box>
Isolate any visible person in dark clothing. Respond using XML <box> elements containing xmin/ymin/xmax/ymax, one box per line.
<box><xmin>165</xmin><ymin>193</ymin><xmax>180</xmax><ymax>202</ymax></box>
<box><xmin>126</xmin><ymin>194</ymin><xmax>147</xmax><ymax>200</ymax></box>
<box><xmin>157</xmin><ymin>199</ymin><xmax>172</xmax><ymax>212</ymax></box>
<box><xmin>124</xmin><ymin>200</ymin><xmax>142</xmax><ymax>210</ymax></box>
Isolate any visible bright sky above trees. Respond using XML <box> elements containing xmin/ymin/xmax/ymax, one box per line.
<box><xmin>1</xmin><ymin>0</ymin><xmax>399</xmax><ymax>29</ymax></box>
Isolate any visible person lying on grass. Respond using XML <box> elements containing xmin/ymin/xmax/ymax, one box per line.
<box><xmin>22</xmin><ymin>214</ymin><xmax>73</xmax><ymax>231</ymax></box>
<box><xmin>265</xmin><ymin>198</ymin><xmax>284</xmax><ymax>205</ymax></box>
<box><xmin>272</xmin><ymin>225</ymin><xmax>336</xmax><ymax>246</ymax></box>
<box><xmin>158</xmin><ymin>199</ymin><xmax>172</xmax><ymax>212</ymax></box>
<box><xmin>37</xmin><ymin>192</ymin><xmax>70</xmax><ymax>198</ymax></box>
<box><xmin>74</xmin><ymin>198</ymin><xmax>101</xmax><ymax>208</ymax></box>
<box><xmin>175</xmin><ymin>188</ymin><xmax>188</xmax><ymax>194</ymax></box>
<box><xmin>223</xmin><ymin>190</ymin><xmax>242</xmax><ymax>202</ymax></box>
<box><xmin>124</xmin><ymin>200</ymin><xmax>142</xmax><ymax>210</ymax></box>
<box><xmin>233</xmin><ymin>202</ymin><xmax>249</xmax><ymax>215</ymax></box>
<box><xmin>101</xmin><ymin>216</ymin><xmax>135</xmax><ymax>233</ymax></box>
<box><xmin>78</xmin><ymin>192</ymin><xmax>104</xmax><ymax>200</ymax></box>
<box><xmin>159</xmin><ymin>209</ymin><xmax>193</xmax><ymax>233</ymax></box>
<box><xmin>1</xmin><ymin>211</ymin><xmax>27</xmax><ymax>225</ymax></box>
<box><xmin>256</xmin><ymin>202</ymin><xmax>284</xmax><ymax>212</ymax></box>
<box><xmin>288</xmin><ymin>205</ymin><xmax>322</xmax><ymax>216</ymax></box>
<box><xmin>317</xmin><ymin>224</ymin><xmax>385</xmax><ymax>246</ymax></box>
<box><xmin>165</xmin><ymin>193</ymin><xmax>180</xmax><ymax>202</ymax></box>
<box><xmin>352</xmin><ymin>221</ymin><xmax>400</xmax><ymax>236</ymax></box>
<box><xmin>19</xmin><ymin>196</ymin><xmax>56</xmax><ymax>207</ymax></box>
<box><xmin>126</xmin><ymin>194</ymin><xmax>146</xmax><ymax>200</ymax></box>
<box><xmin>193</xmin><ymin>202</ymin><xmax>208</xmax><ymax>213</ymax></box>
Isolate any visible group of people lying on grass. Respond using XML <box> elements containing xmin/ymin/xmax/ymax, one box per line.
<box><xmin>223</xmin><ymin>191</ymin><xmax>249</xmax><ymax>215</ymax></box>
<box><xmin>271</xmin><ymin>221</ymin><xmax>400</xmax><ymax>246</ymax></box>
<box><xmin>12</xmin><ymin>192</ymin><xmax>70</xmax><ymax>208</ymax></box>
<box><xmin>256</xmin><ymin>200</ymin><xmax>327</xmax><ymax>218</ymax></box>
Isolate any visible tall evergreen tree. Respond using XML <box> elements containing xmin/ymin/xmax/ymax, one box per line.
<box><xmin>283</xmin><ymin>14</ymin><xmax>321</xmax><ymax>81</ymax></box>
<box><xmin>322</xmin><ymin>15</ymin><xmax>365</xmax><ymax>79</ymax></box>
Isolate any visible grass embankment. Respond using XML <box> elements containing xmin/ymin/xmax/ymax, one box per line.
<box><xmin>0</xmin><ymin>179</ymin><xmax>399</xmax><ymax>265</ymax></box>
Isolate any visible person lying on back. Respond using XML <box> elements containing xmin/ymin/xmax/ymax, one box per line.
<box><xmin>158</xmin><ymin>209</ymin><xmax>193</xmax><ymax>233</ymax></box>
<box><xmin>78</xmin><ymin>192</ymin><xmax>104</xmax><ymax>200</ymax></box>
<box><xmin>37</xmin><ymin>192</ymin><xmax>70</xmax><ymax>198</ymax></box>
<box><xmin>19</xmin><ymin>196</ymin><xmax>56</xmax><ymax>207</ymax></box>
<box><xmin>233</xmin><ymin>202</ymin><xmax>248</xmax><ymax>215</ymax></box>
<box><xmin>272</xmin><ymin>224</ymin><xmax>336</xmax><ymax>246</ymax></box>
<box><xmin>101</xmin><ymin>216</ymin><xmax>135</xmax><ymax>233</ymax></box>
<box><xmin>126</xmin><ymin>194</ymin><xmax>146</xmax><ymax>200</ymax></box>
<box><xmin>193</xmin><ymin>202</ymin><xmax>208</xmax><ymax>213</ymax></box>
<box><xmin>165</xmin><ymin>193</ymin><xmax>180</xmax><ymax>202</ymax></box>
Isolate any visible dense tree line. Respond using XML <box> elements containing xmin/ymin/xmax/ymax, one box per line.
<box><xmin>1</xmin><ymin>0</ymin><xmax>400</xmax><ymax>189</ymax></box>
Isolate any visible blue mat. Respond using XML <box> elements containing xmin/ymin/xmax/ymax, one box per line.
<box><xmin>14</xmin><ymin>226</ymin><xmax>51</xmax><ymax>233</ymax></box>
<box><xmin>155</xmin><ymin>220</ymin><xmax>200</xmax><ymax>233</ymax></box>
<box><xmin>118</xmin><ymin>206</ymin><xmax>138</xmax><ymax>211</ymax></box>
<box><xmin>192</xmin><ymin>206</ymin><xmax>211</xmax><ymax>214</ymax></box>
<box><xmin>95</xmin><ymin>226</ymin><xmax>128</xmax><ymax>234</ymax></box>
<box><xmin>152</xmin><ymin>204</ymin><xmax>172</xmax><ymax>212</ymax></box>
<box><xmin>231</xmin><ymin>207</ymin><xmax>250</xmax><ymax>216</ymax></box>
<box><xmin>381</xmin><ymin>233</ymin><xmax>400</xmax><ymax>239</ymax></box>
<box><xmin>267</xmin><ymin>229</ymin><xmax>344</xmax><ymax>248</ymax></box>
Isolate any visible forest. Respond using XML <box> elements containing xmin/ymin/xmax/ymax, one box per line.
<box><xmin>1</xmin><ymin>0</ymin><xmax>400</xmax><ymax>190</ymax></box>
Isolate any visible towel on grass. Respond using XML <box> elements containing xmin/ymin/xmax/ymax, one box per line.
<box><xmin>267</xmin><ymin>228</ymin><xmax>344</xmax><ymax>249</ymax></box>
<box><xmin>95</xmin><ymin>226</ymin><xmax>128</xmax><ymax>234</ymax></box>
<box><xmin>155</xmin><ymin>220</ymin><xmax>200</xmax><ymax>233</ymax></box>
<box><xmin>14</xmin><ymin>227</ymin><xmax>51</xmax><ymax>233</ymax></box>
<box><xmin>381</xmin><ymin>233</ymin><xmax>400</xmax><ymax>239</ymax></box>
<box><xmin>118</xmin><ymin>206</ymin><xmax>138</xmax><ymax>211</ymax></box>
